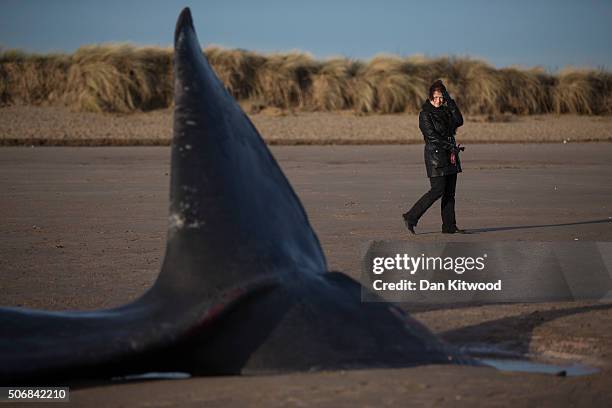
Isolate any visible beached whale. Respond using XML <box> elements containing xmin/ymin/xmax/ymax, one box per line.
<box><xmin>0</xmin><ymin>8</ymin><xmax>468</xmax><ymax>383</ymax></box>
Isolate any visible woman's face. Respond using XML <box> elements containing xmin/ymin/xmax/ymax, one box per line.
<box><xmin>430</xmin><ymin>90</ymin><xmax>444</xmax><ymax>108</ymax></box>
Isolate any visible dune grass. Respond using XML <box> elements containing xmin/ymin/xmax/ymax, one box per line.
<box><xmin>0</xmin><ymin>50</ymin><xmax>70</xmax><ymax>106</ymax></box>
<box><xmin>1</xmin><ymin>45</ymin><xmax>611</xmax><ymax>115</ymax></box>
<box><xmin>310</xmin><ymin>58</ymin><xmax>358</xmax><ymax>111</ymax></box>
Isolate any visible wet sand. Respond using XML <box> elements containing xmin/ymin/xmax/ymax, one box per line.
<box><xmin>1</xmin><ymin>144</ymin><xmax>612</xmax><ymax>406</ymax></box>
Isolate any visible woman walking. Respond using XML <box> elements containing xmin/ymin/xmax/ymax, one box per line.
<box><xmin>403</xmin><ymin>80</ymin><xmax>466</xmax><ymax>234</ymax></box>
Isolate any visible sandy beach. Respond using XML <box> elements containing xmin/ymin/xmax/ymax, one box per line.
<box><xmin>1</xmin><ymin>144</ymin><xmax>611</xmax><ymax>406</ymax></box>
<box><xmin>1</xmin><ymin>106</ymin><xmax>612</xmax><ymax>145</ymax></box>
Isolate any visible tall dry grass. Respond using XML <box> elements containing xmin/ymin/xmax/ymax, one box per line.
<box><xmin>205</xmin><ymin>46</ymin><xmax>264</xmax><ymax>99</ymax></box>
<box><xmin>1</xmin><ymin>45</ymin><xmax>611</xmax><ymax>115</ymax></box>
<box><xmin>497</xmin><ymin>67</ymin><xmax>552</xmax><ymax>114</ymax></box>
<box><xmin>252</xmin><ymin>52</ymin><xmax>319</xmax><ymax>109</ymax></box>
<box><xmin>0</xmin><ymin>50</ymin><xmax>70</xmax><ymax>106</ymax></box>
<box><xmin>1</xmin><ymin>45</ymin><xmax>173</xmax><ymax>112</ymax></box>
<box><xmin>552</xmin><ymin>68</ymin><xmax>612</xmax><ymax>115</ymax></box>
<box><xmin>64</xmin><ymin>45</ymin><xmax>173</xmax><ymax>113</ymax></box>
<box><xmin>351</xmin><ymin>55</ymin><xmax>427</xmax><ymax>114</ymax></box>
<box><xmin>309</xmin><ymin>58</ymin><xmax>358</xmax><ymax>111</ymax></box>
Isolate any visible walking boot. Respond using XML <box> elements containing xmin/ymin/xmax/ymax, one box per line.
<box><xmin>402</xmin><ymin>213</ymin><xmax>416</xmax><ymax>234</ymax></box>
<box><xmin>442</xmin><ymin>225</ymin><xmax>467</xmax><ymax>234</ymax></box>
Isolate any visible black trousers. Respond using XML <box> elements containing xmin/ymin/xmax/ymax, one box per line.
<box><xmin>405</xmin><ymin>174</ymin><xmax>457</xmax><ymax>230</ymax></box>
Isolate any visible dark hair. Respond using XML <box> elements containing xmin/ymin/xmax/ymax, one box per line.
<box><xmin>429</xmin><ymin>80</ymin><xmax>447</xmax><ymax>100</ymax></box>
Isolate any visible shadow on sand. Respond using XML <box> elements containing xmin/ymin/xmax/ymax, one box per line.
<box><xmin>416</xmin><ymin>218</ymin><xmax>611</xmax><ymax>235</ymax></box>
<box><xmin>440</xmin><ymin>302</ymin><xmax>612</xmax><ymax>358</ymax></box>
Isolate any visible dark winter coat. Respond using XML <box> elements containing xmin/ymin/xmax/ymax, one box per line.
<box><xmin>418</xmin><ymin>99</ymin><xmax>464</xmax><ymax>177</ymax></box>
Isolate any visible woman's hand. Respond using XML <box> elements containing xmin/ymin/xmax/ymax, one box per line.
<box><xmin>452</xmin><ymin>144</ymin><xmax>465</xmax><ymax>154</ymax></box>
<box><xmin>442</xmin><ymin>88</ymin><xmax>451</xmax><ymax>102</ymax></box>
<box><xmin>440</xmin><ymin>83</ymin><xmax>463</xmax><ymax>127</ymax></box>
<box><xmin>442</xmin><ymin>88</ymin><xmax>457</xmax><ymax>108</ymax></box>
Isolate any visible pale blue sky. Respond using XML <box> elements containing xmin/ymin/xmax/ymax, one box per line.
<box><xmin>1</xmin><ymin>0</ymin><xmax>611</xmax><ymax>70</ymax></box>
